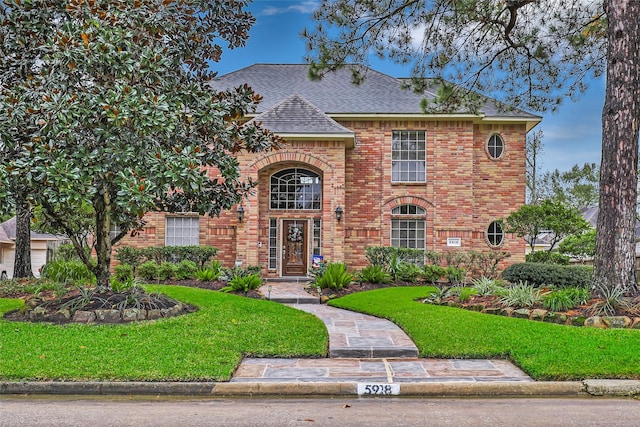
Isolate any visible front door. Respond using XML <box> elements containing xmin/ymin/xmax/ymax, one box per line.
<box><xmin>282</xmin><ymin>220</ymin><xmax>307</xmax><ymax>276</ymax></box>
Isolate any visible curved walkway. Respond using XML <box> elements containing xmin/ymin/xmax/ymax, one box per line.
<box><xmin>234</xmin><ymin>282</ymin><xmax>532</xmax><ymax>383</ymax></box>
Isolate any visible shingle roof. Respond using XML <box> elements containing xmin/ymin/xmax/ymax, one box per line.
<box><xmin>248</xmin><ymin>93</ymin><xmax>355</xmax><ymax>136</ymax></box>
<box><xmin>209</xmin><ymin>64</ymin><xmax>541</xmax><ymax>120</ymax></box>
<box><xmin>0</xmin><ymin>217</ymin><xmax>65</xmax><ymax>242</ymax></box>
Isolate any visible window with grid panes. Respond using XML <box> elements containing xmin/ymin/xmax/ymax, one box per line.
<box><xmin>270</xmin><ymin>169</ymin><xmax>322</xmax><ymax>210</ymax></box>
<box><xmin>391</xmin><ymin>205</ymin><xmax>426</xmax><ymax>250</ymax></box>
<box><xmin>165</xmin><ymin>216</ymin><xmax>199</xmax><ymax>246</ymax></box>
<box><xmin>391</xmin><ymin>130</ymin><xmax>426</xmax><ymax>182</ymax></box>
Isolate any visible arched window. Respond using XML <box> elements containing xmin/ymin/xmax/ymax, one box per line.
<box><xmin>487</xmin><ymin>221</ymin><xmax>504</xmax><ymax>247</ymax></box>
<box><xmin>270</xmin><ymin>168</ymin><xmax>322</xmax><ymax>210</ymax></box>
<box><xmin>487</xmin><ymin>134</ymin><xmax>505</xmax><ymax>159</ymax></box>
<box><xmin>391</xmin><ymin>204</ymin><xmax>426</xmax><ymax>250</ymax></box>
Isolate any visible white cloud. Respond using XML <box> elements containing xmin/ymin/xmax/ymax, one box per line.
<box><xmin>261</xmin><ymin>0</ymin><xmax>318</xmax><ymax>16</ymax></box>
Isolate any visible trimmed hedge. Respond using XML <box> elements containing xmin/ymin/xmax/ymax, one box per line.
<box><xmin>501</xmin><ymin>262</ymin><xmax>593</xmax><ymax>289</ymax></box>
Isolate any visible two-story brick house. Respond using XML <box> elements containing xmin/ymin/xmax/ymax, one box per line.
<box><xmin>117</xmin><ymin>64</ymin><xmax>540</xmax><ymax>278</ymax></box>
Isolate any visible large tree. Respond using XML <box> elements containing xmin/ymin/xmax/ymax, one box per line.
<box><xmin>0</xmin><ymin>0</ymin><xmax>278</xmax><ymax>288</ymax></box>
<box><xmin>538</xmin><ymin>162</ymin><xmax>600</xmax><ymax>209</ymax></box>
<box><xmin>305</xmin><ymin>0</ymin><xmax>639</xmax><ymax>295</ymax></box>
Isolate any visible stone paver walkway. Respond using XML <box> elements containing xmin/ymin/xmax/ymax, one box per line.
<box><xmin>245</xmin><ymin>281</ymin><xmax>532</xmax><ymax>383</ymax></box>
<box><xmin>231</xmin><ymin>358</ymin><xmax>532</xmax><ymax>383</ymax></box>
<box><xmin>292</xmin><ymin>304</ymin><xmax>418</xmax><ymax>358</ymax></box>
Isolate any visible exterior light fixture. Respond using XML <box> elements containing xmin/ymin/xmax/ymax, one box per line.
<box><xmin>335</xmin><ymin>206</ymin><xmax>343</xmax><ymax>222</ymax></box>
<box><xmin>237</xmin><ymin>205</ymin><xmax>245</xmax><ymax>223</ymax></box>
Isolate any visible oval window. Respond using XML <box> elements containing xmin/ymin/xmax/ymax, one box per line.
<box><xmin>487</xmin><ymin>134</ymin><xmax>505</xmax><ymax>159</ymax></box>
<box><xmin>487</xmin><ymin>221</ymin><xmax>504</xmax><ymax>247</ymax></box>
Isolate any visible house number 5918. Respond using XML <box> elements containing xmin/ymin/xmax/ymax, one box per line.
<box><xmin>357</xmin><ymin>383</ymin><xmax>400</xmax><ymax>395</ymax></box>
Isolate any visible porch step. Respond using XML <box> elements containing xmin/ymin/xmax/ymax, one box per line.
<box><xmin>259</xmin><ymin>282</ymin><xmax>320</xmax><ymax>305</ymax></box>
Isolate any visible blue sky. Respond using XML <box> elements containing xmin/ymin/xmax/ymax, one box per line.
<box><xmin>216</xmin><ymin>0</ymin><xmax>604</xmax><ymax>174</ymax></box>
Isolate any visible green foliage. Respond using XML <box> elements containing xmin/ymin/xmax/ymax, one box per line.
<box><xmin>314</xmin><ymin>262</ymin><xmax>353</xmax><ymax>291</ymax></box>
<box><xmin>114</xmin><ymin>247</ymin><xmax>144</xmax><ymax>271</ymax></box>
<box><xmin>502</xmin><ymin>263</ymin><xmax>593</xmax><ymax>289</ymax></box>
<box><xmin>422</xmin><ymin>286</ymin><xmax>453</xmax><ymax>304</ymax></box>
<box><xmin>499</xmin><ymin>282</ymin><xmax>543</xmax><ymax>308</ymax></box>
<box><xmin>194</xmin><ymin>260</ymin><xmax>223</xmax><ymax>282</ymax></box>
<box><xmin>538</xmin><ymin>163</ymin><xmax>600</xmax><ymax>209</ymax></box>
<box><xmin>421</xmin><ymin>265</ymin><xmax>446</xmax><ymax>284</ymax></box>
<box><xmin>504</xmin><ymin>200</ymin><xmax>591</xmax><ymax>253</ymax></box>
<box><xmin>40</xmin><ymin>260</ymin><xmax>95</xmax><ymax>286</ymax></box>
<box><xmin>113</xmin><ymin>264</ymin><xmax>133</xmax><ymax>282</ymax></box>
<box><xmin>542</xmin><ymin>287</ymin><xmax>588</xmax><ymax>312</ymax></box>
<box><xmin>558</xmin><ymin>229</ymin><xmax>597</xmax><ymax>260</ymax></box>
<box><xmin>53</xmin><ymin>244</ymin><xmax>84</xmax><ymax>262</ymax></box>
<box><xmin>397</xmin><ymin>262</ymin><xmax>422</xmax><ymax>283</ymax></box>
<box><xmin>157</xmin><ymin>262</ymin><xmax>177</xmax><ymax>281</ymax></box>
<box><xmin>221</xmin><ymin>273</ymin><xmax>263</xmax><ymax>295</ymax></box>
<box><xmin>357</xmin><ymin>265</ymin><xmax>391</xmax><ymax>284</ymax></box>
<box><xmin>364</xmin><ymin>246</ymin><xmax>424</xmax><ymax>269</ymax></box>
<box><xmin>137</xmin><ymin>261</ymin><xmax>159</xmax><ymax>282</ymax></box>
<box><xmin>221</xmin><ymin>265</ymin><xmax>262</xmax><ymax>282</ymax></box>
<box><xmin>472</xmin><ymin>277</ymin><xmax>504</xmax><ymax>297</ymax></box>
<box><xmin>525</xmin><ymin>250</ymin><xmax>570</xmax><ymax>265</ymax></box>
<box><xmin>164</xmin><ymin>246</ymin><xmax>219</xmax><ymax>268</ymax></box>
<box><xmin>110</xmin><ymin>275</ymin><xmax>137</xmax><ymax>293</ymax></box>
<box><xmin>590</xmin><ymin>282</ymin><xmax>637</xmax><ymax>317</ymax></box>
<box><xmin>445</xmin><ymin>266</ymin><xmax>466</xmax><ymax>285</ymax></box>
<box><xmin>175</xmin><ymin>260</ymin><xmax>198</xmax><ymax>280</ymax></box>
<box><xmin>455</xmin><ymin>286</ymin><xmax>477</xmax><ymax>303</ymax></box>
<box><xmin>0</xmin><ymin>2</ymin><xmax>277</xmax><ymax>287</ymax></box>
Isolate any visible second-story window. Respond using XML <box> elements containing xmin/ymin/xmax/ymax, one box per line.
<box><xmin>270</xmin><ymin>168</ymin><xmax>322</xmax><ymax>210</ymax></box>
<box><xmin>392</xmin><ymin>130</ymin><xmax>426</xmax><ymax>182</ymax></box>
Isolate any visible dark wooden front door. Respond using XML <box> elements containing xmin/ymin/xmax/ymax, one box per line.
<box><xmin>282</xmin><ymin>220</ymin><xmax>307</xmax><ymax>276</ymax></box>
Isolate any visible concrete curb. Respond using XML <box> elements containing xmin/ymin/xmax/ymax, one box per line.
<box><xmin>0</xmin><ymin>380</ymin><xmax>595</xmax><ymax>397</ymax></box>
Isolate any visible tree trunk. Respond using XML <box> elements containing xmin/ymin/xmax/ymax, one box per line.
<box><xmin>13</xmin><ymin>198</ymin><xmax>34</xmax><ymax>279</ymax></box>
<box><xmin>594</xmin><ymin>1</ymin><xmax>640</xmax><ymax>295</ymax></box>
<box><xmin>92</xmin><ymin>184</ymin><xmax>112</xmax><ymax>290</ymax></box>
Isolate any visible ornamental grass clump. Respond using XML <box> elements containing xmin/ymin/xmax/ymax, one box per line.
<box><xmin>314</xmin><ymin>262</ymin><xmax>353</xmax><ymax>291</ymax></box>
<box><xmin>357</xmin><ymin>265</ymin><xmax>391</xmax><ymax>284</ymax></box>
<box><xmin>499</xmin><ymin>281</ymin><xmax>542</xmax><ymax>308</ymax></box>
<box><xmin>472</xmin><ymin>277</ymin><xmax>504</xmax><ymax>296</ymax></box>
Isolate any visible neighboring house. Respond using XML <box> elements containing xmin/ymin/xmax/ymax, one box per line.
<box><xmin>116</xmin><ymin>64</ymin><xmax>541</xmax><ymax>278</ymax></box>
<box><xmin>0</xmin><ymin>217</ymin><xmax>67</xmax><ymax>279</ymax></box>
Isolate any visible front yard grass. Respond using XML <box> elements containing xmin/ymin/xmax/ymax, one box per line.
<box><xmin>329</xmin><ymin>286</ymin><xmax>640</xmax><ymax>380</ymax></box>
<box><xmin>0</xmin><ymin>286</ymin><xmax>327</xmax><ymax>381</ymax></box>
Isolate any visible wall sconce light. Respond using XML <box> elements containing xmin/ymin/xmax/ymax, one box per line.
<box><xmin>236</xmin><ymin>205</ymin><xmax>245</xmax><ymax>223</ymax></box>
<box><xmin>335</xmin><ymin>206</ymin><xmax>343</xmax><ymax>222</ymax></box>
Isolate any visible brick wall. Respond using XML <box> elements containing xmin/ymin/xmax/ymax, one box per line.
<box><xmin>116</xmin><ymin>118</ymin><xmax>527</xmax><ymax>276</ymax></box>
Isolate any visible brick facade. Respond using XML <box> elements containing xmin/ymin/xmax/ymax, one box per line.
<box><xmin>117</xmin><ymin>118</ymin><xmax>527</xmax><ymax>276</ymax></box>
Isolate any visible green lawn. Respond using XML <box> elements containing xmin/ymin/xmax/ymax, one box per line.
<box><xmin>329</xmin><ymin>286</ymin><xmax>640</xmax><ymax>381</ymax></box>
<box><xmin>0</xmin><ymin>286</ymin><xmax>327</xmax><ymax>381</ymax></box>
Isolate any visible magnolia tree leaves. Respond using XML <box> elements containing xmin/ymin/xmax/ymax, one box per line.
<box><xmin>0</xmin><ymin>0</ymin><xmax>279</xmax><ymax>286</ymax></box>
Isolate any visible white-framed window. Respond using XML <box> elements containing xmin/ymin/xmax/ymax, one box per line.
<box><xmin>392</xmin><ymin>130</ymin><xmax>426</xmax><ymax>182</ymax></box>
<box><xmin>312</xmin><ymin>218</ymin><xmax>321</xmax><ymax>256</ymax></box>
<box><xmin>268</xmin><ymin>218</ymin><xmax>278</xmax><ymax>270</ymax></box>
<box><xmin>166</xmin><ymin>216</ymin><xmax>199</xmax><ymax>246</ymax></box>
<box><xmin>487</xmin><ymin>221</ymin><xmax>504</xmax><ymax>247</ymax></box>
<box><xmin>391</xmin><ymin>204</ymin><xmax>426</xmax><ymax>249</ymax></box>
<box><xmin>270</xmin><ymin>168</ymin><xmax>322</xmax><ymax>210</ymax></box>
<box><xmin>109</xmin><ymin>224</ymin><xmax>122</xmax><ymax>241</ymax></box>
<box><xmin>487</xmin><ymin>134</ymin><xmax>505</xmax><ymax>159</ymax></box>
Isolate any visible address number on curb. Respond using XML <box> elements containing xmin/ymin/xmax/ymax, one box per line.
<box><xmin>357</xmin><ymin>383</ymin><xmax>400</xmax><ymax>396</ymax></box>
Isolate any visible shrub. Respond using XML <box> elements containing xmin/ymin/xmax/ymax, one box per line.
<box><xmin>113</xmin><ymin>264</ymin><xmax>134</xmax><ymax>282</ymax></box>
<box><xmin>445</xmin><ymin>266</ymin><xmax>466</xmax><ymax>285</ymax></box>
<box><xmin>364</xmin><ymin>246</ymin><xmax>424</xmax><ymax>269</ymax></box>
<box><xmin>221</xmin><ymin>273</ymin><xmax>262</xmax><ymax>295</ymax></box>
<box><xmin>499</xmin><ymin>281</ymin><xmax>543</xmax><ymax>308</ymax></box>
<box><xmin>397</xmin><ymin>262</ymin><xmax>422</xmax><ymax>283</ymax></box>
<box><xmin>157</xmin><ymin>262</ymin><xmax>177</xmax><ymax>281</ymax></box>
<box><xmin>501</xmin><ymin>262</ymin><xmax>593</xmax><ymax>289</ymax></box>
<box><xmin>314</xmin><ymin>262</ymin><xmax>353</xmax><ymax>291</ymax></box>
<box><xmin>137</xmin><ymin>261</ymin><xmax>159</xmax><ymax>281</ymax></box>
<box><xmin>222</xmin><ymin>265</ymin><xmax>262</xmax><ymax>282</ymax></box>
<box><xmin>110</xmin><ymin>275</ymin><xmax>136</xmax><ymax>292</ymax></box>
<box><xmin>114</xmin><ymin>246</ymin><xmax>144</xmax><ymax>271</ymax></box>
<box><xmin>53</xmin><ymin>244</ymin><xmax>86</xmax><ymax>262</ymax></box>
<box><xmin>421</xmin><ymin>265</ymin><xmax>446</xmax><ymax>284</ymax></box>
<box><xmin>358</xmin><ymin>265</ymin><xmax>391</xmax><ymax>284</ymax></box>
<box><xmin>40</xmin><ymin>260</ymin><xmax>95</xmax><ymax>285</ymax></box>
<box><xmin>175</xmin><ymin>260</ymin><xmax>198</xmax><ymax>280</ymax></box>
<box><xmin>525</xmin><ymin>250</ymin><xmax>570</xmax><ymax>265</ymax></box>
